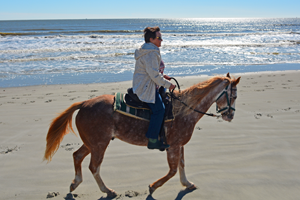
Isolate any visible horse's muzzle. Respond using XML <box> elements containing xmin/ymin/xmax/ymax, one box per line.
<box><xmin>222</xmin><ymin>112</ymin><xmax>234</xmax><ymax>122</ymax></box>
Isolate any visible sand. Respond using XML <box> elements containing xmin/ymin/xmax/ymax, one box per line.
<box><xmin>0</xmin><ymin>70</ymin><xmax>300</xmax><ymax>200</ymax></box>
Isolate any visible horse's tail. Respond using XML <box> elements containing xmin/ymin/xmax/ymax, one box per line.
<box><xmin>44</xmin><ymin>101</ymin><xmax>84</xmax><ymax>162</ymax></box>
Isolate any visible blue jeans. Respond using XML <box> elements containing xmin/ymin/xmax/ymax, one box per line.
<box><xmin>146</xmin><ymin>90</ymin><xmax>165</xmax><ymax>139</ymax></box>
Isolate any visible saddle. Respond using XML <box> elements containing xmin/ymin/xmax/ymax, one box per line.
<box><xmin>123</xmin><ymin>87</ymin><xmax>174</xmax><ymax>121</ymax></box>
<box><xmin>114</xmin><ymin>88</ymin><xmax>174</xmax><ymax>122</ymax></box>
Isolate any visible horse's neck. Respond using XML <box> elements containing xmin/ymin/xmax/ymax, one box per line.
<box><xmin>178</xmin><ymin>82</ymin><xmax>226</xmax><ymax>122</ymax></box>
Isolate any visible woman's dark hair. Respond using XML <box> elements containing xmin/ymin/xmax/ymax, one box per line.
<box><xmin>143</xmin><ymin>26</ymin><xmax>160</xmax><ymax>43</ymax></box>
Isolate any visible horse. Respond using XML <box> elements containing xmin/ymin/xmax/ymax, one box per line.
<box><xmin>44</xmin><ymin>73</ymin><xmax>240</xmax><ymax>198</ymax></box>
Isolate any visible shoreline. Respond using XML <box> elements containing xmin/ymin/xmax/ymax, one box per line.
<box><xmin>1</xmin><ymin>68</ymin><xmax>300</xmax><ymax>89</ymax></box>
<box><xmin>1</xmin><ymin>63</ymin><xmax>300</xmax><ymax>88</ymax></box>
<box><xmin>1</xmin><ymin>70</ymin><xmax>300</xmax><ymax>199</ymax></box>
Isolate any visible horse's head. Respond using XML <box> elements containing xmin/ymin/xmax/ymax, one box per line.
<box><xmin>215</xmin><ymin>73</ymin><xmax>241</xmax><ymax>122</ymax></box>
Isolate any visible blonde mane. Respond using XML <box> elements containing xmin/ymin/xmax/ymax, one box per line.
<box><xmin>173</xmin><ymin>76</ymin><xmax>231</xmax><ymax>115</ymax></box>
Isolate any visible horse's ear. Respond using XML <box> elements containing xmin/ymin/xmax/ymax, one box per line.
<box><xmin>226</xmin><ymin>72</ymin><xmax>231</xmax><ymax>78</ymax></box>
<box><xmin>233</xmin><ymin>77</ymin><xmax>241</xmax><ymax>86</ymax></box>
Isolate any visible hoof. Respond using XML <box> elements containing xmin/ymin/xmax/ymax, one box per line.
<box><xmin>70</xmin><ymin>179</ymin><xmax>81</xmax><ymax>192</ymax></box>
<box><xmin>187</xmin><ymin>184</ymin><xmax>197</xmax><ymax>190</ymax></box>
<box><xmin>148</xmin><ymin>185</ymin><xmax>155</xmax><ymax>195</ymax></box>
<box><xmin>70</xmin><ymin>184</ymin><xmax>76</xmax><ymax>192</ymax></box>
<box><xmin>107</xmin><ymin>190</ymin><xmax>117</xmax><ymax>199</ymax></box>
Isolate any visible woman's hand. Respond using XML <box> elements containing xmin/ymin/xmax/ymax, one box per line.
<box><xmin>163</xmin><ymin>75</ymin><xmax>171</xmax><ymax>81</ymax></box>
<box><xmin>169</xmin><ymin>84</ymin><xmax>176</xmax><ymax>91</ymax></box>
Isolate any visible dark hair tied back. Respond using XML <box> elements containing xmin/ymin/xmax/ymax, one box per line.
<box><xmin>143</xmin><ymin>26</ymin><xmax>160</xmax><ymax>43</ymax></box>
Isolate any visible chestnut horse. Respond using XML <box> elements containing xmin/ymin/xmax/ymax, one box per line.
<box><xmin>44</xmin><ymin>73</ymin><xmax>240</xmax><ymax>198</ymax></box>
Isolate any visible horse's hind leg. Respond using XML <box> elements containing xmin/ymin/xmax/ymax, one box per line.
<box><xmin>149</xmin><ymin>147</ymin><xmax>180</xmax><ymax>195</ymax></box>
<box><xmin>89</xmin><ymin>143</ymin><xmax>117</xmax><ymax>198</ymax></box>
<box><xmin>70</xmin><ymin>144</ymin><xmax>90</xmax><ymax>192</ymax></box>
<box><xmin>178</xmin><ymin>146</ymin><xmax>196</xmax><ymax>190</ymax></box>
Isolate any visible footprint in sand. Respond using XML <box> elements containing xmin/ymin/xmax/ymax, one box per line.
<box><xmin>61</xmin><ymin>143</ymin><xmax>81</xmax><ymax>151</ymax></box>
<box><xmin>0</xmin><ymin>146</ymin><xmax>20</xmax><ymax>154</ymax></box>
<box><xmin>254</xmin><ymin>113</ymin><xmax>262</xmax><ymax>119</ymax></box>
<box><xmin>89</xmin><ymin>95</ymin><xmax>96</xmax><ymax>99</ymax></box>
<box><xmin>125</xmin><ymin>190</ymin><xmax>147</xmax><ymax>198</ymax></box>
<box><xmin>46</xmin><ymin>192</ymin><xmax>59</xmax><ymax>198</ymax></box>
<box><xmin>264</xmin><ymin>85</ymin><xmax>274</xmax><ymax>89</ymax></box>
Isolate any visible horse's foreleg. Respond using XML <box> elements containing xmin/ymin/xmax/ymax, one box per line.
<box><xmin>178</xmin><ymin>146</ymin><xmax>196</xmax><ymax>190</ymax></box>
<box><xmin>89</xmin><ymin>145</ymin><xmax>117</xmax><ymax>198</ymax></box>
<box><xmin>149</xmin><ymin>147</ymin><xmax>180</xmax><ymax>195</ymax></box>
<box><xmin>70</xmin><ymin>144</ymin><xmax>90</xmax><ymax>192</ymax></box>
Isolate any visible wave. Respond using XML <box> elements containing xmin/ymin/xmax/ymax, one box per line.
<box><xmin>0</xmin><ymin>30</ymin><xmax>143</xmax><ymax>36</ymax></box>
<box><xmin>0</xmin><ymin>44</ymin><xmax>139</xmax><ymax>54</ymax></box>
<box><xmin>1</xmin><ymin>30</ymin><xmax>298</xmax><ymax>37</ymax></box>
<box><xmin>273</xmin><ymin>24</ymin><xmax>300</xmax><ymax>27</ymax></box>
<box><xmin>164</xmin><ymin>41</ymin><xmax>300</xmax><ymax>48</ymax></box>
<box><xmin>167</xmin><ymin>60</ymin><xmax>300</xmax><ymax>66</ymax></box>
<box><xmin>23</xmin><ymin>28</ymin><xmax>64</xmax><ymax>31</ymax></box>
<box><xmin>2</xmin><ymin>60</ymin><xmax>300</xmax><ymax>76</ymax></box>
<box><xmin>0</xmin><ymin>52</ymin><xmax>135</xmax><ymax>63</ymax></box>
<box><xmin>1</xmin><ymin>40</ymin><xmax>299</xmax><ymax>55</ymax></box>
<box><xmin>166</xmin><ymin>31</ymin><xmax>297</xmax><ymax>37</ymax></box>
<box><xmin>1</xmin><ymin>51</ymin><xmax>299</xmax><ymax>65</ymax></box>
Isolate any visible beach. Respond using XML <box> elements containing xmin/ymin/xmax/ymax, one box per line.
<box><xmin>0</xmin><ymin>70</ymin><xmax>300</xmax><ymax>200</ymax></box>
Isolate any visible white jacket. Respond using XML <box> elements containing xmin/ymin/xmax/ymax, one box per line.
<box><xmin>132</xmin><ymin>43</ymin><xmax>172</xmax><ymax>103</ymax></box>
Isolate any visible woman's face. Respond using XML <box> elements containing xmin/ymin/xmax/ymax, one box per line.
<box><xmin>150</xmin><ymin>31</ymin><xmax>163</xmax><ymax>47</ymax></box>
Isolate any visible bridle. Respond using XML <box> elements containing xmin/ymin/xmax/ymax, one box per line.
<box><xmin>215</xmin><ymin>83</ymin><xmax>237</xmax><ymax>116</ymax></box>
<box><xmin>169</xmin><ymin>78</ymin><xmax>237</xmax><ymax>118</ymax></box>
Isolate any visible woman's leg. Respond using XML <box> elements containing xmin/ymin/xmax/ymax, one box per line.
<box><xmin>146</xmin><ymin>90</ymin><xmax>165</xmax><ymax>139</ymax></box>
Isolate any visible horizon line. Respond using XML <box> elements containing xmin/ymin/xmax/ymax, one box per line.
<box><xmin>1</xmin><ymin>17</ymin><xmax>299</xmax><ymax>21</ymax></box>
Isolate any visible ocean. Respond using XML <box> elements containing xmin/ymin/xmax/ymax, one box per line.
<box><xmin>1</xmin><ymin>18</ymin><xmax>300</xmax><ymax>87</ymax></box>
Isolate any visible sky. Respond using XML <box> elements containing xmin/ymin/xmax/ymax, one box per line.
<box><xmin>0</xmin><ymin>0</ymin><xmax>299</xmax><ymax>20</ymax></box>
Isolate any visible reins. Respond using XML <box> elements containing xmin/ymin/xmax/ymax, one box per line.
<box><xmin>168</xmin><ymin>77</ymin><xmax>221</xmax><ymax>118</ymax></box>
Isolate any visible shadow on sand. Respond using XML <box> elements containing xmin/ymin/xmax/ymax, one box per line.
<box><xmin>65</xmin><ymin>187</ymin><xmax>196</xmax><ymax>200</ymax></box>
<box><xmin>146</xmin><ymin>187</ymin><xmax>196</xmax><ymax>200</ymax></box>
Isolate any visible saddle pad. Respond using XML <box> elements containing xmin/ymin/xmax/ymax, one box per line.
<box><xmin>114</xmin><ymin>92</ymin><xmax>174</xmax><ymax>122</ymax></box>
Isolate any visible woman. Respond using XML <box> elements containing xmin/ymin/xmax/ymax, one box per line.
<box><xmin>132</xmin><ymin>26</ymin><xmax>176</xmax><ymax>150</ymax></box>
